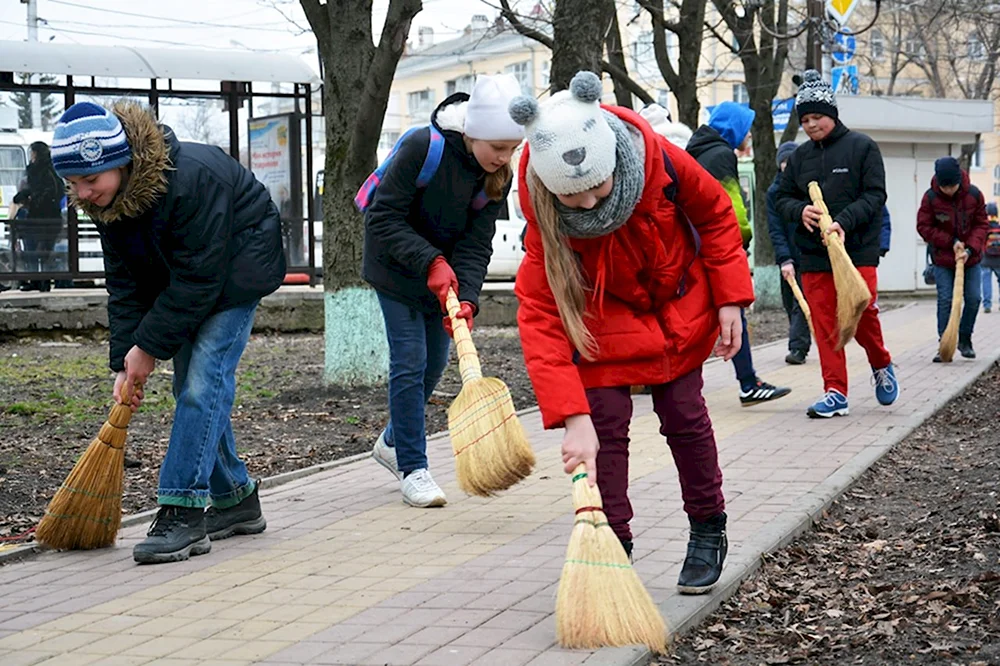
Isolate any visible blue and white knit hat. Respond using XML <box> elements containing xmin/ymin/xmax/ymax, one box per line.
<box><xmin>51</xmin><ymin>102</ymin><xmax>132</xmax><ymax>177</ymax></box>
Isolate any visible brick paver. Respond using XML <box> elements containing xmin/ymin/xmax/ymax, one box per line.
<box><xmin>0</xmin><ymin>302</ymin><xmax>995</xmax><ymax>666</ymax></box>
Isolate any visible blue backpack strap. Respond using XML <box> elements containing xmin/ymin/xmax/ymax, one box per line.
<box><xmin>416</xmin><ymin>126</ymin><xmax>445</xmax><ymax>189</ymax></box>
<box><xmin>662</xmin><ymin>149</ymin><xmax>702</xmax><ymax>297</ymax></box>
<box><xmin>355</xmin><ymin>126</ymin><xmax>438</xmax><ymax>212</ymax></box>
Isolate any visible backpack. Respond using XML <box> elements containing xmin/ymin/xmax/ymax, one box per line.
<box><xmin>354</xmin><ymin>125</ymin><xmax>489</xmax><ymax>213</ymax></box>
<box><xmin>661</xmin><ymin>148</ymin><xmax>702</xmax><ymax>297</ymax></box>
<box><xmin>985</xmin><ymin>219</ymin><xmax>1000</xmax><ymax>258</ymax></box>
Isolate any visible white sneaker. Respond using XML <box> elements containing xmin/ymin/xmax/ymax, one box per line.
<box><xmin>372</xmin><ymin>432</ymin><xmax>401</xmax><ymax>480</ymax></box>
<box><xmin>400</xmin><ymin>469</ymin><xmax>447</xmax><ymax>508</ymax></box>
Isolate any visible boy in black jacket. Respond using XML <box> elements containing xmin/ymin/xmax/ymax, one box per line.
<box><xmin>775</xmin><ymin>71</ymin><xmax>898</xmax><ymax>418</ymax></box>
<box><xmin>53</xmin><ymin>101</ymin><xmax>286</xmax><ymax>564</ymax></box>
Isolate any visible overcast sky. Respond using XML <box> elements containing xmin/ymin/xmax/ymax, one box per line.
<box><xmin>0</xmin><ymin>0</ymin><xmax>509</xmax><ymax>61</ymax></box>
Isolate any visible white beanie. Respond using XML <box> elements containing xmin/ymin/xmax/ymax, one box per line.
<box><xmin>463</xmin><ymin>74</ymin><xmax>525</xmax><ymax>141</ymax></box>
<box><xmin>508</xmin><ymin>71</ymin><xmax>615</xmax><ymax>195</ymax></box>
<box><xmin>639</xmin><ymin>103</ymin><xmax>693</xmax><ymax>149</ymax></box>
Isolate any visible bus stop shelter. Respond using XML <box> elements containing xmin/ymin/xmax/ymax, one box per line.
<box><xmin>0</xmin><ymin>40</ymin><xmax>321</xmax><ymax>288</ymax></box>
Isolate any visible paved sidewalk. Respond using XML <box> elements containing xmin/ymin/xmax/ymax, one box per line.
<box><xmin>1</xmin><ymin>302</ymin><xmax>996</xmax><ymax>666</ymax></box>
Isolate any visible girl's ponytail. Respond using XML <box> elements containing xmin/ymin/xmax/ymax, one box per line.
<box><xmin>528</xmin><ymin>170</ymin><xmax>596</xmax><ymax>360</ymax></box>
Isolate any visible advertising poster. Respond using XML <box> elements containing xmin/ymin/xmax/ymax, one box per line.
<box><xmin>249</xmin><ymin>113</ymin><xmax>305</xmax><ymax>266</ymax></box>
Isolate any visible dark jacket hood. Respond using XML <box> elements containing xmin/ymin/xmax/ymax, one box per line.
<box><xmin>74</xmin><ymin>102</ymin><xmax>171</xmax><ymax>225</ymax></box>
<box><xmin>685</xmin><ymin>125</ymin><xmax>730</xmax><ymax>162</ymax></box>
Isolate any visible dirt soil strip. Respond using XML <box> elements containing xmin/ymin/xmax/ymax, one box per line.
<box><xmin>662</xmin><ymin>362</ymin><xmax>1000</xmax><ymax>666</ymax></box>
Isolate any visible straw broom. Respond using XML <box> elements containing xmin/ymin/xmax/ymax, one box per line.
<box><xmin>556</xmin><ymin>464</ymin><xmax>668</xmax><ymax>653</ymax></box>
<box><xmin>938</xmin><ymin>247</ymin><xmax>967</xmax><ymax>362</ymax></box>
<box><xmin>808</xmin><ymin>182</ymin><xmax>871</xmax><ymax>350</ymax></box>
<box><xmin>446</xmin><ymin>289</ymin><xmax>535</xmax><ymax>496</ymax></box>
<box><xmin>34</xmin><ymin>385</ymin><xmax>134</xmax><ymax>550</ymax></box>
<box><xmin>784</xmin><ymin>271</ymin><xmax>816</xmax><ymax>340</ymax></box>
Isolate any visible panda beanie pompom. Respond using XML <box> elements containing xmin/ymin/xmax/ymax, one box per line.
<box><xmin>508</xmin><ymin>71</ymin><xmax>616</xmax><ymax>195</ymax></box>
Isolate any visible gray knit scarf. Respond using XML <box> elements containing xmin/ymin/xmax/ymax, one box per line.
<box><xmin>555</xmin><ymin>111</ymin><xmax>646</xmax><ymax>239</ymax></box>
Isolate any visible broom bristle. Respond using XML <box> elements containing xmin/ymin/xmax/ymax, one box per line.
<box><xmin>35</xmin><ymin>403</ymin><xmax>130</xmax><ymax>550</ymax></box>
<box><xmin>448</xmin><ymin>377</ymin><xmax>535</xmax><ymax>497</ymax></box>
<box><xmin>828</xmin><ymin>246</ymin><xmax>871</xmax><ymax>349</ymax></box>
<box><xmin>556</xmin><ymin>467</ymin><xmax>668</xmax><ymax>653</ymax></box>
<box><xmin>938</xmin><ymin>258</ymin><xmax>965</xmax><ymax>362</ymax></box>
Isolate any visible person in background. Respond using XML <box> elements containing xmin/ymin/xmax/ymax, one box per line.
<box><xmin>767</xmin><ymin>140</ymin><xmax>811</xmax><ymax>365</ymax></box>
<box><xmin>638</xmin><ymin>102</ymin><xmax>694</xmax><ymax>150</ymax></box>
<box><xmin>774</xmin><ymin>70</ymin><xmax>898</xmax><ymax>418</ymax></box>
<box><xmin>12</xmin><ymin>141</ymin><xmax>64</xmax><ymax>292</ymax></box>
<box><xmin>687</xmin><ymin>101</ymin><xmax>791</xmax><ymax>406</ymax></box>
<box><xmin>980</xmin><ymin>202</ymin><xmax>1000</xmax><ymax>313</ymax></box>
<box><xmin>880</xmin><ymin>205</ymin><xmax>892</xmax><ymax>258</ymax></box>
<box><xmin>916</xmin><ymin>156</ymin><xmax>988</xmax><ymax>360</ymax></box>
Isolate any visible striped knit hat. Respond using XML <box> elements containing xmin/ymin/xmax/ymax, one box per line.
<box><xmin>51</xmin><ymin>102</ymin><xmax>132</xmax><ymax>177</ymax></box>
<box><xmin>795</xmin><ymin>69</ymin><xmax>838</xmax><ymax>121</ymax></box>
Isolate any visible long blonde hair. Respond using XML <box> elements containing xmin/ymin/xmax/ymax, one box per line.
<box><xmin>484</xmin><ymin>163</ymin><xmax>513</xmax><ymax>200</ymax></box>
<box><xmin>528</xmin><ymin>170</ymin><xmax>597</xmax><ymax>360</ymax></box>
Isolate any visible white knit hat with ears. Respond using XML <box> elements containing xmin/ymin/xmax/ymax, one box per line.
<box><xmin>463</xmin><ymin>74</ymin><xmax>526</xmax><ymax>141</ymax></box>
<box><xmin>508</xmin><ymin>71</ymin><xmax>616</xmax><ymax>195</ymax></box>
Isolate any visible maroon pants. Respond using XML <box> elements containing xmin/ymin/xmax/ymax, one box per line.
<box><xmin>586</xmin><ymin>367</ymin><xmax>724</xmax><ymax>542</ymax></box>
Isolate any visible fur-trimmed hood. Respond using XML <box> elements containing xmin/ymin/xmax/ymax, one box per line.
<box><xmin>74</xmin><ymin>102</ymin><xmax>171</xmax><ymax>224</ymax></box>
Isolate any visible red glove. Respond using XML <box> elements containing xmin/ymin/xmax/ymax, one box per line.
<box><xmin>426</xmin><ymin>256</ymin><xmax>459</xmax><ymax>313</ymax></box>
<box><xmin>443</xmin><ymin>302</ymin><xmax>474</xmax><ymax>338</ymax></box>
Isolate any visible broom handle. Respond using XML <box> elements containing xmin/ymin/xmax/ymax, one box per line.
<box><xmin>784</xmin><ymin>272</ymin><xmax>815</xmax><ymax>339</ymax></box>
<box><xmin>446</xmin><ymin>288</ymin><xmax>483</xmax><ymax>384</ymax></box>
<box><xmin>108</xmin><ymin>381</ymin><xmax>138</xmax><ymax>430</ymax></box>
<box><xmin>807</xmin><ymin>182</ymin><xmax>845</xmax><ymax>248</ymax></box>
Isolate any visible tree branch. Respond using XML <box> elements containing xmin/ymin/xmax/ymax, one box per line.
<box><xmin>496</xmin><ymin>0</ymin><xmax>553</xmax><ymax>48</ymax></box>
<box><xmin>298</xmin><ymin>0</ymin><xmax>329</xmax><ymax>42</ymax></box>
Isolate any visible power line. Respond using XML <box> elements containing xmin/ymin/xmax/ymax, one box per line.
<box><xmin>44</xmin><ymin>0</ymin><xmax>281</xmax><ymax>31</ymax></box>
<box><xmin>0</xmin><ymin>18</ymin><xmax>286</xmax><ymax>50</ymax></box>
<box><xmin>38</xmin><ymin>17</ymin><xmax>301</xmax><ymax>33</ymax></box>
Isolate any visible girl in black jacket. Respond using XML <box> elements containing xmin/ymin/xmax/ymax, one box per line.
<box><xmin>362</xmin><ymin>74</ymin><xmax>524</xmax><ymax>508</ymax></box>
<box><xmin>12</xmin><ymin>142</ymin><xmax>64</xmax><ymax>291</ymax></box>
<box><xmin>52</xmin><ymin>101</ymin><xmax>286</xmax><ymax>564</ymax></box>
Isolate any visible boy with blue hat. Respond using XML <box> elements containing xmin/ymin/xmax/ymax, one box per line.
<box><xmin>52</xmin><ymin>101</ymin><xmax>286</xmax><ymax>564</ymax></box>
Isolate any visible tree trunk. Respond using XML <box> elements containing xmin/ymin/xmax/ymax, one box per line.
<box><xmin>605</xmin><ymin>10</ymin><xmax>634</xmax><ymax>107</ymax></box>
<box><xmin>302</xmin><ymin>0</ymin><xmax>422</xmax><ymax>386</ymax></box>
<box><xmin>551</xmin><ymin>0</ymin><xmax>616</xmax><ymax>92</ymax></box>
<box><xmin>644</xmin><ymin>0</ymin><xmax>706</xmax><ymax>128</ymax></box>
<box><xmin>780</xmin><ymin>107</ymin><xmax>799</xmax><ymax>145</ymax></box>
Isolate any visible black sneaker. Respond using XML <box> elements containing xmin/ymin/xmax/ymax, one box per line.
<box><xmin>785</xmin><ymin>349</ymin><xmax>807</xmax><ymax>365</ymax></box>
<box><xmin>933</xmin><ymin>354</ymin><xmax>942</xmax><ymax>363</ymax></box>
<box><xmin>739</xmin><ymin>380</ymin><xmax>792</xmax><ymax>406</ymax></box>
<box><xmin>133</xmin><ymin>506</ymin><xmax>211</xmax><ymax>564</ymax></box>
<box><xmin>205</xmin><ymin>481</ymin><xmax>267</xmax><ymax>541</ymax></box>
<box><xmin>677</xmin><ymin>512</ymin><xmax>727</xmax><ymax>594</ymax></box>
<box><xmin>959</xmin><ymin>340</ymin><xmax>976</xmax><ymax>359</ymax></box>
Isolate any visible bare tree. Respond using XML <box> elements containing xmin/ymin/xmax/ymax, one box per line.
<box><xmin>175</xmin><ymin>101</ymin><xmax>228</xmax><ymax>147</ymax></box>
<box><xmin>636</xmin><ymin>0</ymin><xmax>708</xmax><ymax>128</ymax></box>
<box><xmin>300</xmin><ymin>0</ymin><xmax>422</xmax><ymax>385</ymax></box>
<box><xmin>496</xmin><ymin>0</ymin><xmax>653</xmax><ymax>101</ymax></box>
<box><xmin>550</xmin><ymin>0</ymin><xmax>618</xmax><ymax>90</ymax></box>
<box><xmin>708</xmin><ymin>0</ymin><xmax>792</xmax><ymax>269</ymax></box>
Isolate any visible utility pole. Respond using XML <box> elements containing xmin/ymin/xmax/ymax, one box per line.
<box><xmin>23</xmin><ymin>0</ymin><xmax>42</xmax><ymax>129</ymax></box>
<box><xmin>806</xmin><ymin>0</ymin><xmax>824</xmax><ymax>75</ymax></box>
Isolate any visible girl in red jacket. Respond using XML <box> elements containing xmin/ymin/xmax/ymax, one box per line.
<box><xmin>508</xmin><ymin>72</ymin><xmax>754</xmax><ymax>594</ymax></box>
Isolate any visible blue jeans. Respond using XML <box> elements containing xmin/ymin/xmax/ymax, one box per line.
<box><xmin>981</xmin><ymin>265</ymin><xmax>1000</xmax><ymax>308</ymax></box>
<box><xmin>378</xmin><ymin>293</ymin><xmax>451</xmax><ymax>475</ymax></box>
<box><xmin>731</xmin><ymin>308</ymin><xmax>757</xmax><ymax>390</ymax></box>
<box><xmin>158</xmin><ymin>301</ymin><xmax>259</xmax><ymax>509</ymax></box>
<box><xmin>934</xmin><ymin>264</ymin><xmax>982</xmax><ymax>340</ymax></box>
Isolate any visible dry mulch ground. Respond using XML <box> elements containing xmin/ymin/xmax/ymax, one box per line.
<box><xmin>664</xmin><ymin>362</ymin><xmax>1000</xmax><ymax>666</ymax></box>
<box><xmin>0</xmin><ymin>306</ymin><xmax>839</xmax><ymax>540</ymax></box>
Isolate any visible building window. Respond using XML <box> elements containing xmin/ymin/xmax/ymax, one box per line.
<box><xmin>904</xmin><ymin>32</ymin><xmax>927</xmax><ymax>60</ymax></box>
<box><xmin>505</xmin><ymin>61</ymin><xmax>532</xmax><ymax>94</ymax></box>
<box><xmin>540</xmin><ymin>60</ymin><xmax>550</xmax><ymax>90</ymax></box>
<box><xmin>657</xmin><ymin>89</ymin><xmax>670</xmax><ymax>108</ymax></box>
<box><xmin>407</xmin><ymin>89</ymin><xmax>435</xmax><ymax>120</ymax></box>
<box><xmin>733</xmin><ymin>83</ymin><xmax>749</xmax><ymax>105</ymax></box>
<box><xmin>632</xmin><ymin>31</ymin><xmax>654</xmax><ymax>71</ymax></box>
<box><xmin>445</xmin><ymin>75</ymin><xmax>474</xmax><ymax>97</ymax></box>
<box><xmin>870</xmin><ymin>29</ymin><xmax>885</xmax><ymax>61</ymax></box>
<box><xmin>378</xmin><ymin>131</ymin><xmax>400</xmax><ymax>152</ymax></box>
<box><xmin>968</xmin><ymin>141</ymin><xmax>985</xmax><ymax>170</ymax></box>
<box><xmin>968</xmin><ymin>34</ymin><xmax>986</xmax><ymax>61</ymax></box>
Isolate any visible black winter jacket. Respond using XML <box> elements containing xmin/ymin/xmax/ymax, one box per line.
<box><xmin>774</xmin><ymin>122</ymin><xmax>887</xmax><ymax>272</ymax></box>
<box><xmin>13</xmin><ymin>159</ymin><xmax>64</xmax><ymax>243</ymax></box>
<box><xmin>686</xmin><ymin>125</ymin><xmax>752</xmax><ymax>249</ymax></box>
<box><xmin>767</xmin><ymin>173</ymin><xmax>800</xmax><ymax>266</ymax></box>
<box><xmin>362</xmin><ymin>93</ymin><xmax>509</xmax><ymax>315</ymax></box>
<box><xmin>76</xmin><ymin>103</ymin><xmax>286</xmax><ymax>372</ymax></box>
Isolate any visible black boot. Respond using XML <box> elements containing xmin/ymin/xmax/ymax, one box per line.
<box><xmin>619</xmin><ymin>538</ymin><xmax>634</xmax><ymax>563</ymax></box>
<box><xmin>958</xmin><ymin>337</ymin><xmax>976</xmax><ymax>359</ymax></box>
<box><xmin>677</xmin><ymin>512</ymin><xmax>727</xmax><ymax>594</ymax></box>
<box><xmin>133</xmin><ymin>506</ymin><xmax>211</xmax><ymax>564</ymax></box>
<box><xmin>205</xmin><ymin>481</ymin><xmax>266</xmax><ymax>541</ymax></box>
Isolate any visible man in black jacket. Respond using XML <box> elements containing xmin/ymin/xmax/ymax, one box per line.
<box><xmin>53</xmin><ymin>101</ymin><xmax>285</xmax><ymax>564</ymax></box>
<box><xmin>775</xmin><ymin>71</ymin><xmax>898</xmax><ymax>419</ymax></box>
<box><xmin>687</xmin><ymin>101</ymin><xmax>791</xmax><ymax>407</ymax></box>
